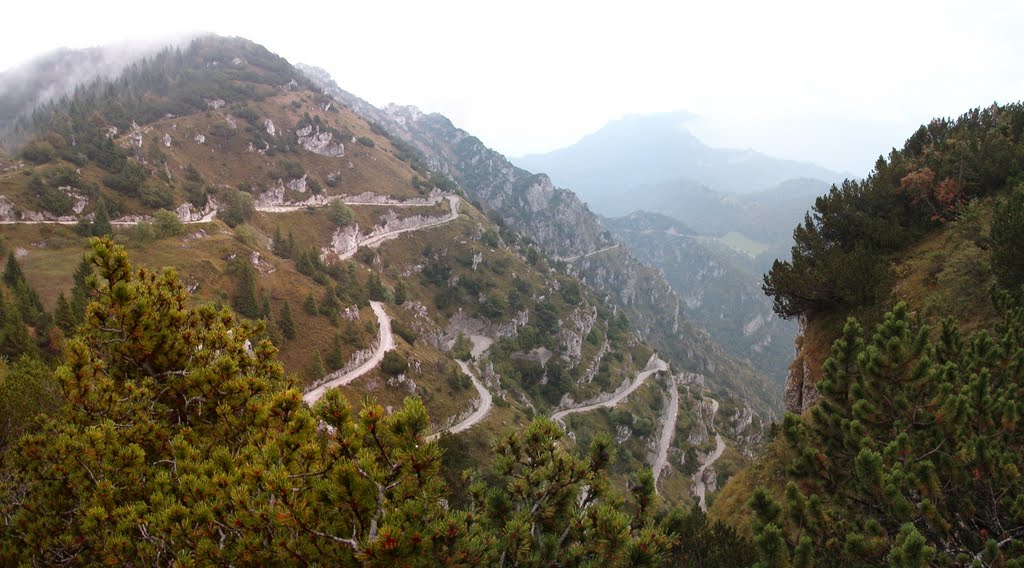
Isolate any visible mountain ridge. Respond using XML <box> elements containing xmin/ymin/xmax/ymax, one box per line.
<box><xmin>300</xmin><ymin>64</ymin><xmax>783</xmax><ymax>421</ymax></box>
<box><xmin>514</xmin><ymin>111</ymin><xmax>844</xmax><ymax>205</ymax></box>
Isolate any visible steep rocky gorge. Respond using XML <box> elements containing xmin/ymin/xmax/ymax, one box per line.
<box><xmin>604</xmin><ymin>211</ymin><xmax>797</xmax><ymax>389</ymax></box>
<box><xmin>300</xmin><ymin>65</ymin><xmax>782</xmax><ymax>423</ymax></box>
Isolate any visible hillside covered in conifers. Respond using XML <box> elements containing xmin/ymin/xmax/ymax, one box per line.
<box><xmin>709</xmin><ymin>103</ymin><xmax>1024</xmax><ymax>566</ymax></box>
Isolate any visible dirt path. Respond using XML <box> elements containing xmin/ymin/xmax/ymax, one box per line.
<box><xmin>446</xmin><ymin>361</ymin><xmax>493</xmax><ymax>434</ymax></box>
<box><xmin>255</xmin><ymin>193</ymin><xmax>446</xmax><ymax>213</ymax></box>
<box><xmin>551</xmin><ymin>355</ymin><xmax>668</xmax><ymax>426</ymax></box>
<box><xmin>0</xmin><ymin>193</ymin><xmax>454</xmax><ymax>226</ymax></box>
<box><xmin>429</xmin><ymin>335</ymin><xmax>495</xmax><ymax>439</ymax></box>
<box><xmin>692</xmin><ymin>397</ymin><xmax>724</xmax><ymax>511</ymax></box>
<box><xmin>557</xmin><ymin>244</ymin><xmax>620</xmax><ymax>262</ymax></box>
<box><xmin>651</xmin><ymin>376</ymin><xmax>679</xmax><ymax>493</ymax></box>
<box><xmin>336</xmin><ymin>195</ymin><xmax>461</xmax><ymax>260</ymax></box>
<box><xmin>302</xmin><ymin>301</ymin><xmax>394</xmax><ymax>406</ymax></box>
<box><xmin>363</xmin><ymin>195</ymin><xmax>460</xmax><ymax>248</ymax></box>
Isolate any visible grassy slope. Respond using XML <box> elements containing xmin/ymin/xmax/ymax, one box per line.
<box><xmin>0</xmin><ymin>45</ymin><xmax>742</xmax><ymax>506</ymax></box>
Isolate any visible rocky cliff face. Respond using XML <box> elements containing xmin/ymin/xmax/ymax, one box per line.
<box><xmin>300</xmin><ymin>65</ymin><xmax>782</xmax><ymax>418</ymax></box>
<box><xmin>605</xmin><ymin>211</ymin><xmax>797</xmax><ymax>389</ymax></box>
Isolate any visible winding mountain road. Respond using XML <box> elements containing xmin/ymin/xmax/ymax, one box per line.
<box><xmin>361</xmin><ymin>195</ymin><xmax>460</xmax><ymax>251</ymax></box>
<box><xmin>0</xmin><ymin>192</ymin><xmax>456</xmax><ymax>228</ymax></box>
<box><xmin>692</xmin><ymin>397</ymin><xmax>725</xmax><ymax>511</ymax></box>
<box><xmin>429</xmin><ymin>335</ymin><xmax>495</xmax><ymax>439</ymax></box>
<box><xmin>551</xmin><ymin>355</ymin><xmax>668</xmax><ymax>426</ymax></box>
<box><xmin>256</xmin><ymin>193</ymin><xmax>447</xmax><ymax>213</ymax></box>
<box><xmin>557</xmin><ymin>244</ymin><xmax>620</xmax><ymax>262</ymax></box>
<box><xmin>446</xmin><ymin>361</ymin><xmax>493</xmax><ymax>435</ymax></box>
<box><xmin>651</xmin><ymin>376</ymin><xmax>679</xmax><ymax>493</ymax></box>
<box><xmin>302</xmin><ymin>301</ymin><xmax>394</xmax><ymax>406</ymax></box>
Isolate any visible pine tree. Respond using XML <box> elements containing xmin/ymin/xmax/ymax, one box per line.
<box><xmin>368</xmin><ymin>273</ymin><xmax>387</xmax><ymax>301</ymax></box>
<box><xmin>260</xmin><ymin>289</ymin><xmax>271</xmax><ymax>319</ymax></box>
<box><xmin>302</xmin><ymin>293</ymin><xmax>318</xmax><ymax>315</ymax></box>
<box><xmin>463</xmin><ymin>419</ymin><xmax>675</xmax><ymax>566</ymax></box>
<box><xmin>12</xmin><ymin>280</ymin><xmax>48</xmax><ymax>330</ymax></box>
<box><xmin>229</xmin><ymin>259</ymin><xmax>260</xmax><ymax>319</ymax></box>
<box><xmin>3</xmin><ymin>252</ymin><xmax>24</xmax><ymax>287</ymax></box>
<box><xmin>54</xmin><ymin>292</ymin><xmax>76</xmax><ymax>334</ymax></box>
<box><xmin>394</xmin><ymin>281</ymin><xmax>407</xmax><ymax>306</ymax></box>
<box><xmin>0</xmin><ymin>288</ymin><xmax>36</xmax><ymax>359</ymax></box>
<box><xmin>380</xmin><ymin>350</ymin><xmax>408</xmax><ymax>376</ymax></box>
<box><xmin>752</xmin><ymin>300</ymin><xmax>1024</xmax><ymax>566</ymax></box>
<box><xmin>307</xmin><ymin>350</ymin><xmax>326</xmax><ymax>382</ymax></box>
<box><xmin>327</xmin><ymin>334</ymin><xmax>345</xmax><ymax>370</ymax></box>
<box><xmin>0</xmin><ymin>238</ymin><xmax>451</xmax><ymax>565</ymax></box>
<box><xmin>991</xmin><ymin>185</ymin><xmax>1024</xmax><ymax>291</ymax></box>
<box><xmin>278</xmin><ymin>300</ymin><xmax>296</xmax><ymax>340</ymax></box>
<box><xmin>66</xmin><ymin>255</ymin><xmax>94</xmax><ymax>328</ymax></box>
<box><xmin>92</xmin><ymin>199</ymin><xmax>113</xmax><ymax>237</ymax></box>
<box><xmin>0</xmin><ymin>355</ymin><xmax>60</xmax><ymax>453</ymax></box>
<box><xmin>272</xmin><ymin>225</ymin><xmax>284</xmax><ymax>256</ymax></box>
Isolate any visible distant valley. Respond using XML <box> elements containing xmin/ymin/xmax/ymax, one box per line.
<box><xmin>514</xmin><ymin>112</ymin><xmax>845</xmax><ymax>386</ymax></box>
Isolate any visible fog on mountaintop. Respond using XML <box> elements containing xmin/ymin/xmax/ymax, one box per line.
<box><xmin>0</xmin><ymin>35</ymin><xmax>197</xmax><ymax>142</ymax></box>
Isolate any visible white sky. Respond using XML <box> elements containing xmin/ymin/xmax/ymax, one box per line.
<box><xmin>2</xmin><ymin>0</ymin><xmax>1023</xmax><ymax>173</ymax></box>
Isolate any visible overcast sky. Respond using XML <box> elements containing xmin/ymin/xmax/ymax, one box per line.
<box><xmin>2</xmin><ymin>0</ymin><xmax>1022</xmax><ymax>173</ymax></box>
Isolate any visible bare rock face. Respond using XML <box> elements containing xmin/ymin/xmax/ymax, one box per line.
<box><xmin>264</xmin><ymin>118</ymin><xmax>276</xmax><ymax>136</ymax></box>
<box><xmin>559</xmin><ymin>305</ymin><xmax>598</xmax><ymax>367</ymax></box>
<box><xmin>296</xmin><ymin>125</ymin><xmax>345</xmax><ymax>158</ymax></box>
<box><xmin>162</xmin><ymin>133</ymin><xmax>172</xmax><ymax>148</ymax></box>
<box><xmin>687</xmin><ymin>398</ymin><xmax>716</xmax><ymax>446</ymax></box>
<box><xmin>783</xmin><ymin>316</ymin><xmax>821</xmax><ymax>413</ymax></box>
<box><xmin>286</xmin><ymin>175</ymin><xmax>307</xmax><ymax>193</ymax></box>
<box><xmin>58</xmin><ymin>186</ymin><xmax>89</xmax><ymax>214</ymax></box>
<box><xmin>175</xmin><ymin>199</ymin><xmax>218</xmax><ymax>223</ymax></box>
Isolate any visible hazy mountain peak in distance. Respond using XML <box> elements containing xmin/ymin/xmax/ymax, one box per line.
<box><xmin>514</xmin><ymin>111</ymin><xmax>844</xmax><ymax>216</ymax></box>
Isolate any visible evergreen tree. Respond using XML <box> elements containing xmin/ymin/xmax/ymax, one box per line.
<box><xmin>260</xmin><ymin>288</ymin><xmax>272</xmax><ymax>319</ymax></box>
<box><xmin>69</xmin><ymin>255</ymin><xmax>93</xmax><ymax>322</ymax></box>
<box><xmin>0</xmin><ymin>355</ymin><xmax>61</xmax><ymax>454</ymax></box>
<box><xmin>380</xmin><ymin>350</ymin><xmax>408</xmax><ymax>376</ymax></box>
<box><xmin>3</xmin><ymin>252</ymin><xmax>24</xmax><ymax>287</ymax></box>
<box><xmin>12</xmin><ymin>279</ymin><xmax>48</xmax><ymax>330</ymax></box>
<box><xmin>463</xmin><ymin>419</ymin><xmax>675</xmax><ymax>566</ymax></box>
<box><xmin>327</xmin><ymin>334</ymin><xmax>345</xmax><ymax>370</ymax></box>
<box><xmin>229</xmin><ymin>259</ymin><xmax>260</xmax><ymax>319</ymax></box>
<box><xmin>752</xmin><ymin>300</ymin><xmax>1024</xmax><ymax>566</ymax></box>
<box><xmin>368</xmin><ymin>273</ymin><xmax>387</xmax><ymax>301</ymax></box>
<box><xmin>303</xmin><ymin>293</ymin><xmax>318</xmax><ymax>315</ymax></box>
<box><xmin>307</xmin><ymin>349</ymin><xmax>326</xmax><ymax>382</ymax></box>
<box><xmin>272</xmin><ymin>225</ymin><xmax>284</xmax><ymax>255</ymax></box>
<box><xmin>0</xmin><ymin>238</ymin><xmax>451</xmax><ymax>565</ymax></box>
<box><xmin>0</xmin><ymin>288</ymin><xmax>36</xmax><ymax>359</ymax></box>
<box><xmin>991</xmin><ymin>184</ymin><xmax>1024</xmax><ymax>291</ymax></box>
<box><xmin>394</xmin><ymin>281</ymin><xmax>407</xmax><ymax>306</ymax></box>
<box><xmin>278</xmin><ymin>300</ymin><xmax>296</xmax><ymax>340</ymax></box>
<box><xmin>92</xmin><ymin>199</ymin><xmax>113</xmax><ymax>237</ymax></box>
<box><xmin>54</xmin><ymin>292</ymin><xmax>76</xmax><ymax>335</ymax></box>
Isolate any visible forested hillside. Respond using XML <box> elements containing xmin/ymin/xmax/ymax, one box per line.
<box><xmin>710</xmin><ymin>103</ymin><xmax>1024</xmax><ymax>566</ymax></box>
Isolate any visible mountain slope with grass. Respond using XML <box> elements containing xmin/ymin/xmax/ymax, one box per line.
<box><xmin>301</xmin><ymin>64</ymin><xmax>782</xmax><ymax>426</ymax></box>
<box><xmin>0</xmin><ymin>35</ymin><xmax>773</xmax><ymax>524</ymax></box>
